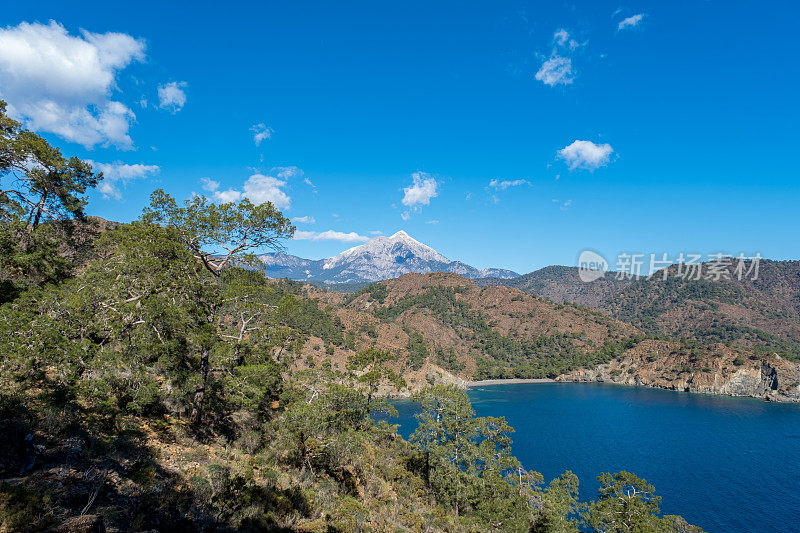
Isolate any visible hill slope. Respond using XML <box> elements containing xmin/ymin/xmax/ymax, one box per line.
<box><xmin>480</xmin><ymin>261</ymin><xmax>800</xmax><ymax>362</ymax></box>
<box><xmin>477</xmin><ymin>265</ymin><xmax>633</xmax><ymax>308</ymax></box>
<box><xmin>329</xmin><ymin>273</ymin><xmax>639</xmax><ymax>381</ymax></box>
<box><xmin>290</xmin><ymin>273</ymin><xmax>799</xmax><ymax>402</ymax></box>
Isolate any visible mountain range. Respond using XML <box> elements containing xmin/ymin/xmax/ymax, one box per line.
<box><xmin>55</xmin><ymin>219</ymin><xmax>800</xmax><ymax>401</ymax></box>
<box><xmin>291</xmin><ymin>271</ymin><xmax>800</xmax><ymax>402</ymax></box>
<box><xmin>478</xmin><ymin>260</ymin><xmax>800</xmax><ymax>358</ymax></box>
<box><xmin>260</xmin><ymin>230</ymin><xmax>518</xmax><ymax>284</ymax></box>
<box><xmin>261</xmin><ymin>231</ymin><xmax>800</xmax><ymax>362</ymax></box>
<box><xmin>34</xmin><ymin>219</ymin><xmax>800</xmax><ymax>404</ymax></box>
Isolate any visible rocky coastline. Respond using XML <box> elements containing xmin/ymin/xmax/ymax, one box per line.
<box><xmin>557</xmin><ymin>340</ymin><xmax>800</xmax><ymax>403</ymax></box>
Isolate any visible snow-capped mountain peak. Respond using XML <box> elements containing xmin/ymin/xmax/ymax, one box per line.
<box><xmin>388</xmin><ymin>230</ymin><xmax>420</xmax><ymax>243</ymax></box>
<box><xmin>260</xmin><ymin>231</ymin><xmax>518</xmax><ymax>284</ymax></box>
<box><xmin>323</xmin><ymin>231</ymin><xmax>449</xmax><ymax>271</ymax></box>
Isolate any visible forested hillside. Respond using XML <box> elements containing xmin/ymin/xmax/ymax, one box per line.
<box><xmin>476</xmin><ymin>265</ymin><xmax>633</xmax><ymax>309</ymax></box>
<box><xmin>288</xmin><ymin>273</ymin><xmax>797</xmax><ymax>402</ymax></box>
<box><xmin>303</xmin><ymin>273</ymin><xmax>642</xmax><ymax>383</ymax></box>
<box><xmin>0</xmin><ymin>101</ymin><xmax>702</xmax><ymax>531</ymax></box>
<box><xmin>480</xmin><ymin>262</ymin><xmax>800</xmax><ymax>363</ymax></box>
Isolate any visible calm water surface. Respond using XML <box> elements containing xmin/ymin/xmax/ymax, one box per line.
<box><xmin>390</xmin><ymin>383</ymin><xmax>800</xmax><ymax>533</ymax></box>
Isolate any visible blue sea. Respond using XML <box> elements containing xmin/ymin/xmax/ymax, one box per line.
<box><xmin>388</xmin><ymin>383</ymin><xmax>800</xmax><ymax>533</ymax></box>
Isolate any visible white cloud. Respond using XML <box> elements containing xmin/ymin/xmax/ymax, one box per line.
<box><xmin>535</xmin><ymin>56</ymin><xmax>573</xmax><ymax>86</ymax></box>
<box><xmin>536</xmin><ymin>29</ymin><xmax>584</xmax><ymax>87</ymax></box>
<box><xmin>276</xmin><ymin>165</ymin><xmax>317</xmax><ymax>191</ymax></box>
<box><xmin>88</xmin><ymin>160</ymin><xmax>160</xmax><ymax>199</ymax></box>
<box><xmin>274</xmin><ymin>166</ymin><xmax>303</xmax><ymax>180</ymax></box>
<box><xmin>157</xmin><ymin>81</ymin><xmax>187</xmax><ymax>113</ymax></box>
<box><xmin>214</xmin><ymin>189</ymin><xmax>243</xmax><ymax>204</ymax></box>
<box><xmin>242</xmin><ymin>174</ymin><xmax>290</xmax><ymax>208</ymax></box>
<box><xmin>426</xmin><ymin>220</ymin><xmax>439</xmax><ymax>225</ymax></box>
<box><xmin>201</xmin><ymin>177</ymin><xmax>240</xmax><ymax>203</ymax></box>
<box><xmin>401</xmin><ymin>172</ymin><xmax>439</xmax><ymax>220</ymax></box>
<box><xmin>553</xmin><ymin>29</ymin><xmax>579</xmax><ymax>51</ymax></box>
<box><xmin>557</xmin><ymin>140</ymin><xmax>614</xmax><ymax>171</ymax></box>
<box><xmin>294</xmin><ymin>230</ymin><xmax>369</xmax><ymax>243</ymax></box>
<box><xmin>0</xmin><ymin>21</ymin><xmax>145</xmax><ymax>149</ymax></box>
<box><xmin>489</xmin><ymin>178</ymin><xmax>530</xmax><ymax>190</ymax></box>
<box><xmin>402</xmin><ymin>171</ymin><xmax>439</xmax><ymax>207</ymax></box>
<box><xmin>251</xmin><ymin>123</ymin><xmax>273</xmax><ymax>145</ymax></box>
<box><xmin>292</xmin><ymin>216</ymin><xmax>315</xmax><ymax>224</ymax></box>
<box><xmin>200</xmin><ymin>170</ymin><xmax>296</xmax><ymax>209</ymax></box>
<box><xmin>618</xmin><ymin>14</ymin><xmax>645</xmax><ymax>31</ymax></box>
<box><xmin>200</xmin><ymin>177</ymin><xmax>220</xmax><ymax>192</ymax></box>
<box><xmin>201</xmin><ymin>178</ymin><xmax>242</xmax><ymax>203</ymax></box>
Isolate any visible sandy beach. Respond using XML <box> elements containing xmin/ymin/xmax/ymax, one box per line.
<box><xmin>465</xmin><ymin>378</ymin><xmax>556</xmax><ymax>387</ymax></box>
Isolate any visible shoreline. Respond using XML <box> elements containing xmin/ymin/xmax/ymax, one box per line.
<box><xmin>466</xmin><ymin>378</ymin><xmax>798</xmax><ymax>403</ymax></box>
<box><xmin>558</xmin><ymin>377</ymin><xmax>800</xmax><ymax>403</ymax></box>
<box><xmin>388</xmin><ymin>378</ymin><xmax>800</xmax><ymax>403</ymax></box>
<box><xmin>465</xmin><ymin>378</ymin><xmax>556</xmax><ymax>387</ymax></box>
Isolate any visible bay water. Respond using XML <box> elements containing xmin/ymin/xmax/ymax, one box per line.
<box><xmin>389</xmin><ymin>382</ymin><xmax>800</xmax><ymax>532</ymax></box>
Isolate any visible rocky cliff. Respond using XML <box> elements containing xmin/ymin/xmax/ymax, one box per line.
<box><xmin>558</xmin><ymin>339</ymin><xmax>800</xmax><ymax>402</ymax></box>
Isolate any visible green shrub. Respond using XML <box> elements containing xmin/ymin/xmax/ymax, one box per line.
<box><xmin>0</xmin><ymin>483</ymin><xmax>55</xmax><ymax>532</ymax></box>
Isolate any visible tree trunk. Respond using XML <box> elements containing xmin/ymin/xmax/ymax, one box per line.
<box><xmin>190</xmin><ymin>348</ymin><xmax>210</xmax><ymax>426</ymax></box>
<box><xmin>31</xmin><ymin>192</ymin><xmax>47</xmax><ymax>231</ymax></box>
<box><xmin>424</xmin><ymin>450</ymin><xmax>430</xmax><ymax>487</ymax></box>
<box><xmin>454</xmin><ymin>444</ymin><xmax>460</xmax><ymax>517</ymax></box>
<box><xmin>299</xmin><ymin>432</ymin><xmax>308</xmax><ymax>474</ymax></box>
<box><xmin>190</xmin><ymin>387</ymin><xmax>204</xmax><ymax>426</ymax></box>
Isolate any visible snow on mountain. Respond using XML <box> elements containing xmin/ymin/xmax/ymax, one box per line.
<box><xmin>259</xmin><ymin>231</ymin><xmax>518</xmax><ymax>284</ymax></box>
<box><xmin>478</xmin><ymin>267</ymin><xmax>521</xmax><ymax>278</ymax></box>
<box><xmin>258</xmin><ymin>252</ymin><xmax>314</xmax><ymax>268</ymax></box>
<box><xmin>323</xmin><ymin>231</ymin><xmax>449</xmax><ymax>270</ymax></box>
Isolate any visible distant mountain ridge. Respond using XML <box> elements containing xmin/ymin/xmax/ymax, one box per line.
<box><xmin>263</xmin><ymin>232</ymin><xmax>800</xmax><ymax>362</ymax></box>
<box><xmin>294</xmin><ymin>272</ymin><xmax>800</xmax><ymax>402</ymax></box>
<box><xmin>478</xmin><ymin>260</ymin><xmax>800</xmax><ymax>360</ymax></box>
<box><xmin>260</xmin><ymin>230</ymin><xmax>518</xmax><ymax>284</ymax></box>
<box><xmin>476</xmin><ymin>265</ymin><xmax>634</xmax><ymax>308</ymax></box>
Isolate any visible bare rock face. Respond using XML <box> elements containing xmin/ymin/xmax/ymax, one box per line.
<box><xmin>558</xmin><ymin>339</ymin><xmax>800</xmax><ymax>402</ymax></box>
<box><xmin>47</xmin><ymin>515</ymin><xmax>106</xmax><ymax>533</ymax></box>
<box><xmin>718</xmin><ymin>364</ymin><xmax>770</xmax><ymax>397</ymax></box>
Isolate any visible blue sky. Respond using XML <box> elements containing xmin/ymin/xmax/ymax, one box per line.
<box><xmin>1</xmin><ymin>1</ymin><xmax>798</xmax><ymax>273</ymax></box>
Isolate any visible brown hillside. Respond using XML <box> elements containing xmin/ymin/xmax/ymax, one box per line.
<box><xmin>290</xmin><ymin>272</ymin><xmax>799</xmax><ymax>402</ymax></box>
<box><xmin>293</xmin><ymin>273</ymin><xmax>642</xmax><ymax>389</ymax></box>
<box><xmin>482</xmin><ymin>260</ymin><xmax>800</xmax><ymax>360</ymax></box>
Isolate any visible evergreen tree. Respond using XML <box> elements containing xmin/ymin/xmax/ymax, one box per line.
<box><xmin>533</xmin><ymin>471</ymin><xmax>584</xmax><ymax>533</ymax></box>
<box><xmin>346</xmin><ymin>347</ymin><xmax>406</xmax><ymax>417</ymax></box>
<box><xmin>410</xmin><ymin>385</ymin><xmax>537</xmax><ymax>529</ymax></box>
<box><xmin>0</xmin><ymin>101</ymin><xmax>101</xmax><ymax>230</ymax></box>
<box><xmin>0</xmin><ymin>101</ymin><xmax>102</xmax><ymax>303</ymax></box>
<box><xmin>141</xmin><ymin>189</ymin><xmax>294</xmax><ymax>276</ymax></box>
<box><xmin>586</xmin><ymin>471</ymin><xmax>665</xmax><ymax>532</ymax></box>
